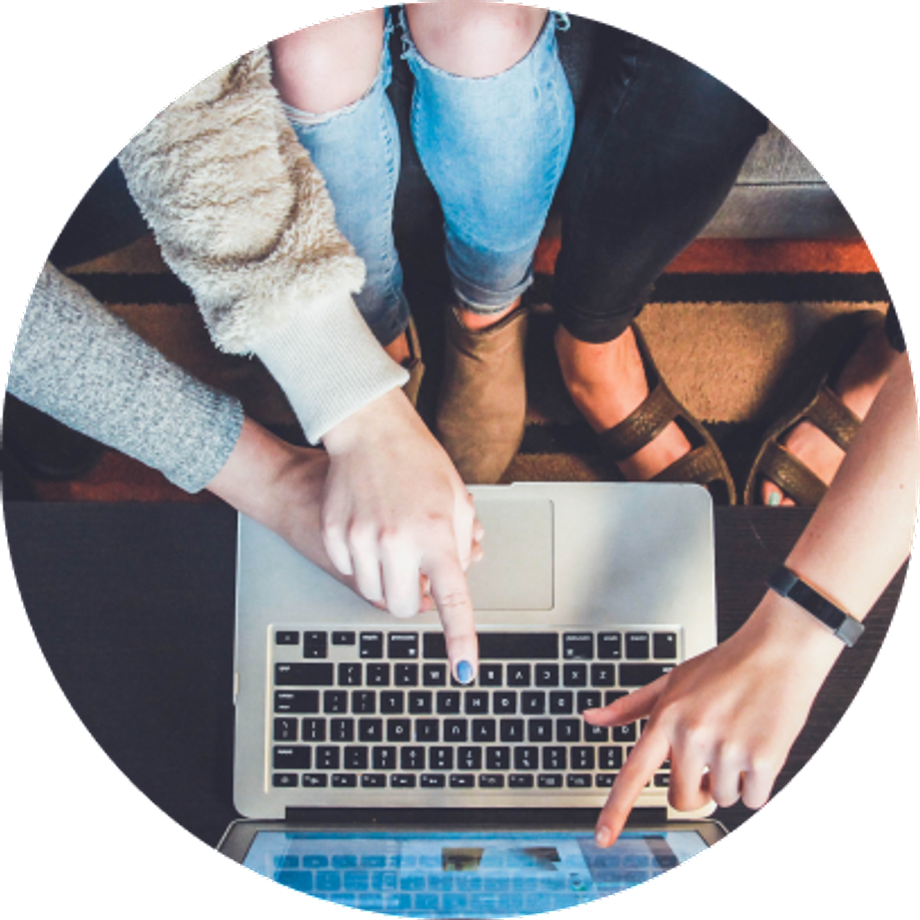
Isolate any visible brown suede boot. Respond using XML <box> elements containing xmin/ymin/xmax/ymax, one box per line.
<box><xmin>436</xmin><ymin>303</ymin><xmax>529</xmax><ymax>484</ymax></box>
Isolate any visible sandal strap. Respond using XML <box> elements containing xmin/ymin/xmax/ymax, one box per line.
<box><xmin>757</xmin><ymin>440</ymin><xmax>829</xmax><ymax>506</ymax></box>
<box><xmin>651</xmin><ymin>444</ymin><xmax>729</xmax><ymax>488</ymax></box>
<box><xmin>805</xmin><ymin>386</ymin><xmax>862</xmax><ymax>451</ymax></box>
<box><xmin>598</xmin><ymin>378</ymin><xmax>679</xmax><ymax>464</ymax></box>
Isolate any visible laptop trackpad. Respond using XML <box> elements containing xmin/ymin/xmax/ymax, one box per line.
<box><xmin>466</xmin><ymin>498</ymin><xmax>553</xmax><ymax>610</ymax></box>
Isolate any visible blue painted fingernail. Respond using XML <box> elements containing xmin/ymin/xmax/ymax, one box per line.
<box><xmin>457</xmin><ymin>660</ymin><xmax>474</xmax><ymax>685</ymax></box>
<box><xmin>767</xmin><ymin>492</ymin><xmax>781</xmax><ymax>507</ymax></box>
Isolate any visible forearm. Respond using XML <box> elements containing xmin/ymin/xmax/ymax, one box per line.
<box><xmin>117</xmin><ymin>48</ymin><xmax>406</xmax><ymax>443</ymax></box>
<box><xmin>746</xmin><ymin>352</ymin><xmax>918</xmax><ymax>666</ymax></box>
<box><xmin>9</xmin><ymin>264</ymin><xmax>243</xmax><ymax>493</ymax></box>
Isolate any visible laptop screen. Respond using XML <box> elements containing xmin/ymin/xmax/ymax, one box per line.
<box><xmin>240</xmin><ymin>829</ymin><xmax>709</xmax><ymax>916</ymax></box>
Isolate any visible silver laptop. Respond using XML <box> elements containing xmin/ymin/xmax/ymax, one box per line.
<box><xmin>220</xmin><ymin>482</ymin><xmax>724</xmax><ymax>912</ymax></box>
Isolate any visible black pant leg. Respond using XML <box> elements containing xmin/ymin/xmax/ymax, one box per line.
<box><xmin>552</xmin><ymin>27</ymin><xmax>768</xmax><ymax>343</ymax></box>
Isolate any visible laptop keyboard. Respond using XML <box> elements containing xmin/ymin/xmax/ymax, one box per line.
<box><xmin>269</xmin><ymin>628</ymin><xmax>678</xmax><ymax>795</ymax></box>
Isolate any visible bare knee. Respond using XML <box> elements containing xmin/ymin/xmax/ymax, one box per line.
<box><xmin>270</xmin><ymin>8</ymin><xmax>385</xmax><ymax>114</ymax></box>
<box><xmin>407</xmin><ymin>1</ymin><xmax>547</xmax><ymax>77</ymax></box>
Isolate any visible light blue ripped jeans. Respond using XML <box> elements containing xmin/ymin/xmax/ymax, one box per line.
<box><xmin>283</xmin><ymin>8</ymin><xmax>574</xmax><ymax>344</ymax></box>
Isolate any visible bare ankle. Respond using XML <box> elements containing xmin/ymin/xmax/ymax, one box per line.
<box><xmin>455</xmin><ymin>300</ymin><xmax>520</xmax><ymax>332</ymax></box>
<box><xmin>384</xmin><ymin>331</ymin><xmax>411</xmax><ymax>367</ymax></box>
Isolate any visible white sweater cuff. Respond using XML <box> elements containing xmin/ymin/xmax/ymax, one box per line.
<box><xmin>250</xmin><ymin>291</ymin><xmax>408</xmax><ymax>444</ymax></box>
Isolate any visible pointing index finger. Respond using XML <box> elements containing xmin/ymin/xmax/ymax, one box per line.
<box><xmin>595</xmin><ymin>722</ymin><xmax>671</xmax><ymax>848</ymax></box>
<box><xmin>423</xmin><ymin>546</ymin><xmax>478</xmax><ymax>684</ymax></box>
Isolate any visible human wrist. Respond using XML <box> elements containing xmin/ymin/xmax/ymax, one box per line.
<box><xmin>321</xmin><ymin>388</ymin><xmax>414</xmax><ymax>456</ymax></box>
<box><xmin>206</xmin><ymin>416</ymin><xmax>298</xmax><ymax>526</ymax></box>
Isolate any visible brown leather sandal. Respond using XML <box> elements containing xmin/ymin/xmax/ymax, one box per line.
<box><xmin>598</xmin><ymin>324</ymin><xmax>737</xmax><ymax>505</ymax></box>
<box><xmin>743</xmin><ymin>309</ymin><xmax>884</xmax><ymax>506</ymax></box>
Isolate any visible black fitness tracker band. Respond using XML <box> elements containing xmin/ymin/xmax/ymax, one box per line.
<box><xmin>767</xmin><ymin>564</ymin><xmax>865</xmax><ymax>648</ymax></box>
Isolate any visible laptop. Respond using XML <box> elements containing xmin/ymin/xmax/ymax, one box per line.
<box><xmin>218</xmin><ymin>482</ymin><xmax>726</xmax><ymax>914</ymax></box>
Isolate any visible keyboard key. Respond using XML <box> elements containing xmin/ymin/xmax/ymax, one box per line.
<box><xmin>391</xmin><ymin>774</ymin><xmax>416</xmax><ymax>788</ymax></box>
<box><xmin>421</xmin><ymin>774</ymin><xmax>446</xmax><ymax>788</ymax></box>
<box><xmin>387</xmin><ymin>633</ymin><xmax>419</xmax><ymax>659</ymax></box>
<box><xmin>330</xmin><ymin>718</ymin><xmax>354</xmax><ymax>742</ymax></box>
<box><xmin>528</xmin><ymin>719</ymin><xmax>552</xmax><ymax>743</ymax></box>
<box><xmin>301</xmin><ymin>718</ymin><xmax>326</xmax><ymax>742</ymax></box>
<box><xmin>315</xmin><ymin>746</ymin><xmax>340</xmax><ymax>770</ymax></box>
<box><xmin>549</xmin><ymin>691</ymin><xmax>574</xmax><ymax>715</ymax></box>
<box><xmin>273</xmin><ymin>718</ymin><xmax>298</xmax><ymax>742</ymax></box>
<box><xmin>352</xmin><ymin>690</ymin><xmax>376</xmax><ymax>714</ymax></box>
<box><xmin>485</xmin><ymin>747</ymin><xmax>510</xmax><ymax>771</ymax></box>
<box><xmin>596</xmin><ymin>774</ymin><xmax>617</xmax><ymax>787</ymax></box>
<box><xmin>571</xmin><ymin>747</ymin><xmax>595</xmax><ymax>770</ymax></box>
<box><xmin>577</xmin><ymin>691</ymin><xmax>602</xmax><ymax>711</ymax></box>
<box><xmin>521</xmin><ymin>692</ymin><xmax>546</xmax><ymax>715</ymax></box>
<box><xmin>563</xmin><ymin>633</ymin><xmax>594</xmax><ymax>660</ymax></box>
<box><xmin>408</xmin><ymin>691</ymin><xmax>433</xmax><ymax>714</ymax></box>
<box><xmin>423</xmin><ymin>663</ymin><xmax>447</xmax><ymax>686</ymax></box>
<box><xmin>654</xmin><ymin>774</ymin><xmax>670</xmax><ymax>787</ymax></box>
<box><xmin>380</xmin><ymin>691</ymin><xmax>404</xmax><ymax>714</ymax></box>
<box><xmin>567</xmin><ymin>774</ymin><xmax>592</xmax><ymax>788</ymax></box>
<box><xmin>457</xmin><ymin>747</ymin><xmax>482</xmax><ymax>771</ymax></box>
<box><xmin>301</xmin><ymin>773</ymin><xmax>327</xmax><ymax>787</ymax></box>
<box><xmin>323</xmin><ymin>690</ymin><xmax>348</xmax><ymax>713</ymax></box>
<box><xmin>338</xmin><ymin>663</ymin><xmax>362</xmax><ymax>686</ymax></box>
<box><xmin>471</xmin><ymin>719</ymin><xmax>495</xmax><ymax>742</ymax></box>
<box><xmin>436</xmin><ymin>691</ymin><xmax>461</xmax><ymax>714</ymax></box>
<box><xmin>303</xmin><ymin>631</ymin><xmax>327</xmax><ymax>659</ymax></box>
<box><xmin>479</xmin><ymin>774</ymin><xmax>505</xmax><ymax>788</ymax></box>
<box><xmin>464</xmin><ymin>692</ymin><xmax>489</xmax><ymax>715</ymax></box>
<box><xmin>273</xmin><ymin>746</ymin><xmax>312</xmax><ymax>769</ymax></box>
<box><xmin>275</xmin><ymin>630</ymin><xmax>299</xmax><ymax>646</ymax></box>
<box><xmin>535</xmin><ymin>664</ymin><xmax>559</xmax><ymax>687</ymax></box>
<box><xmin>562</xmin><ymin>664</ymin><xmax>587</xmax><ymax>687</ymax></box>
<box><xmin>387</xmin><ymin>719</ymin><xmax>411</xmax><ymax>743</ymax></box>
<box><xmin>394</xmin><ymin>663</ymin><xmax>419</xmax><ymax>686</ymax></box>
<box><xmin>272</xmin><ymin>772</ymin><xmax>297</xmax><ymax>787</ymax></box>
<box><xmin>590</xmin><ymin>663</ymin><xmax>615</xmax><ymax>687</ymax></box>
<box><xmin>597</xmin><ymin>632</ymin><xmax>622</xmax><ymax>660</ymax></box>
<box><xmin>506</xmin><ymin>664</ymin><xmax>531</xmax><ymax>687</ymax></box>
<box><xmin>619</xmin><ymin>664</ymin><xmax>673</xmax><ymax>686</ymax></box>
<box><xmin>344</xmin><ymin>747</ymin><xmax>368</xmax><ymax>770</ymax></box>
<box><xmin>513</xmin><ymin>746</ymin><xmax>539</xmax><ymax>770</ymax></box>
<box><xmin>400</xmin><ymin>747</ymin><xmax>425</xmax><ymax>770</ymax></box>
<box><xmin>538</xmin><ymin>774</ymin><xmax>563</xmax><ymax>788</ymax></box>
<box><xmin>276</xmin><ymin>663</ymin><xmax>334</xmax><ymax>686</ymax></box>
<box><xmin>415</xmin><ymin>719</ymin><xmax>439</xmax><ymax>742</ymax></box>
<box><xmin>556</xmin><ymin>719</ymin><xmax>580</xmax><ymax>743</ymax></box>
<box><xmin>542</xmin><ymin>747</ymin><xmax>566</xmax><ymax>770</ymax></box>
<box><xmin>365</xmin><ymin>663</ymin><xmax>390</xmax><ymax>686</ymax></box>
<box><xmin>429</xmin><ymin>747</ymin><xmax>454</xmax><ymax>770</ymax></box>
<box><xmin>584</xmin><ymin>723</ymin><xmax>609</xmax><ymax>742</ymax></box>
<box><xmin>450</xmin><ymin>774</ymin><xmax>475</xmax><ymax>788</ymax></box>
<box><xmin>372</xmin><ymin>746</ymin><xmax>397</xmax><ymax>770</ymax></box>
<box><xmin>360</xmin><ymin>632</ymin><xmax>384</xmax><ymax>659</ymax></box>
<box><xmin>653</xmin><ymin>632</ymin><xmax>678</xmax><ymax>660</ymax></box>
<box><xmin>333</xmin><ymin>773</ymin><xmax>358</xmax><ymax>787</ymax></box>
<box><xmin>424</xmin><ymin>632</ymin><xmax>558</xmax><ymax>660</ymax></box>
<box><xmin>362</xmin><ymin>774</ymin><xmax>387</xmax><ymax>788</ymax></box>
<box><xmin>612</xmin><ymin>723</ymin><xmax>637</xmax><ymax>743</ymax></box>
<box><xmin>479</xmin><ymin>664</ymin><xmax>503</xmax><ymax>686</ymax></box>
<box><xmin>493</xmin><ymin>692</ymin><xmax>517</xmax><ymax>715</ymax></box>
<box><xmin>274</xmin><ymin>690</ymin><xmax>320</xmax><ymax>713</ymax></box>
<box><xmin>332</xmin><ymin>631</ymin><xmax>356</xmax><ymax>646</ymax></box>
<box><xmin>625</xmin><ymin>632</ymin><xmax>650</xmax><ymax>660</ymax></box>
<box><xmin>353</xmin><ymin>718</ymin><xmax>382</xmax><ymax>743</ymax></box>
<box><xmin>509</xmin><ymin>775</ymin><xmax>534</xmax><ymax>788</ymax></box>
<box><xmin>444</xmin><ymin>719</ymin><xmax>468</xmax><ymax>743</ymax></box>
<box><xmin>500</xmin><ymin>719</ymin><xmax>525</xmax><ymax>743</ymax></box>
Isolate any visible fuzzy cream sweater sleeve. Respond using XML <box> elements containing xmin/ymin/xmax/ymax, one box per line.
<box><xmin>118</xmin><ymin>47</ymin><xmax>407</xmax><ymax>443</ymax></box>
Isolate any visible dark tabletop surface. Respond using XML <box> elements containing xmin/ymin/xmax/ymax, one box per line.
<box><xmin>3</xmin><ymin>500</ymin><xmax>905</xmax><ymax>847</ymax></box>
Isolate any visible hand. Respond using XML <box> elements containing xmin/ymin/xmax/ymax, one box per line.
<box><xmin>321</xmin><ymin>388</ymin><xmax>481</xmax><ymax>682</ymax></box>
<box><xmin>585</xmin><ymin>594</ymin><xmax>844</xmax><ymax>847</ymax></box>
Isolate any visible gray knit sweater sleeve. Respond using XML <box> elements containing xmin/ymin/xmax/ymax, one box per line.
<box><xmin>8</xmin><ymin>263</ymin><xmax>244</xmax><ymax>493</ymax></box>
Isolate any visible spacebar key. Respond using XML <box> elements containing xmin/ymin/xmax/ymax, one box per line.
<box><xmin>619</xmin><ymin>663</ymin><xmax>674</xmax><ymax>687</ymax></box>
<box><xmin>423</xmin><ymin>632</ymin><xmax>558</xmax><ymax>660</ymax></box>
